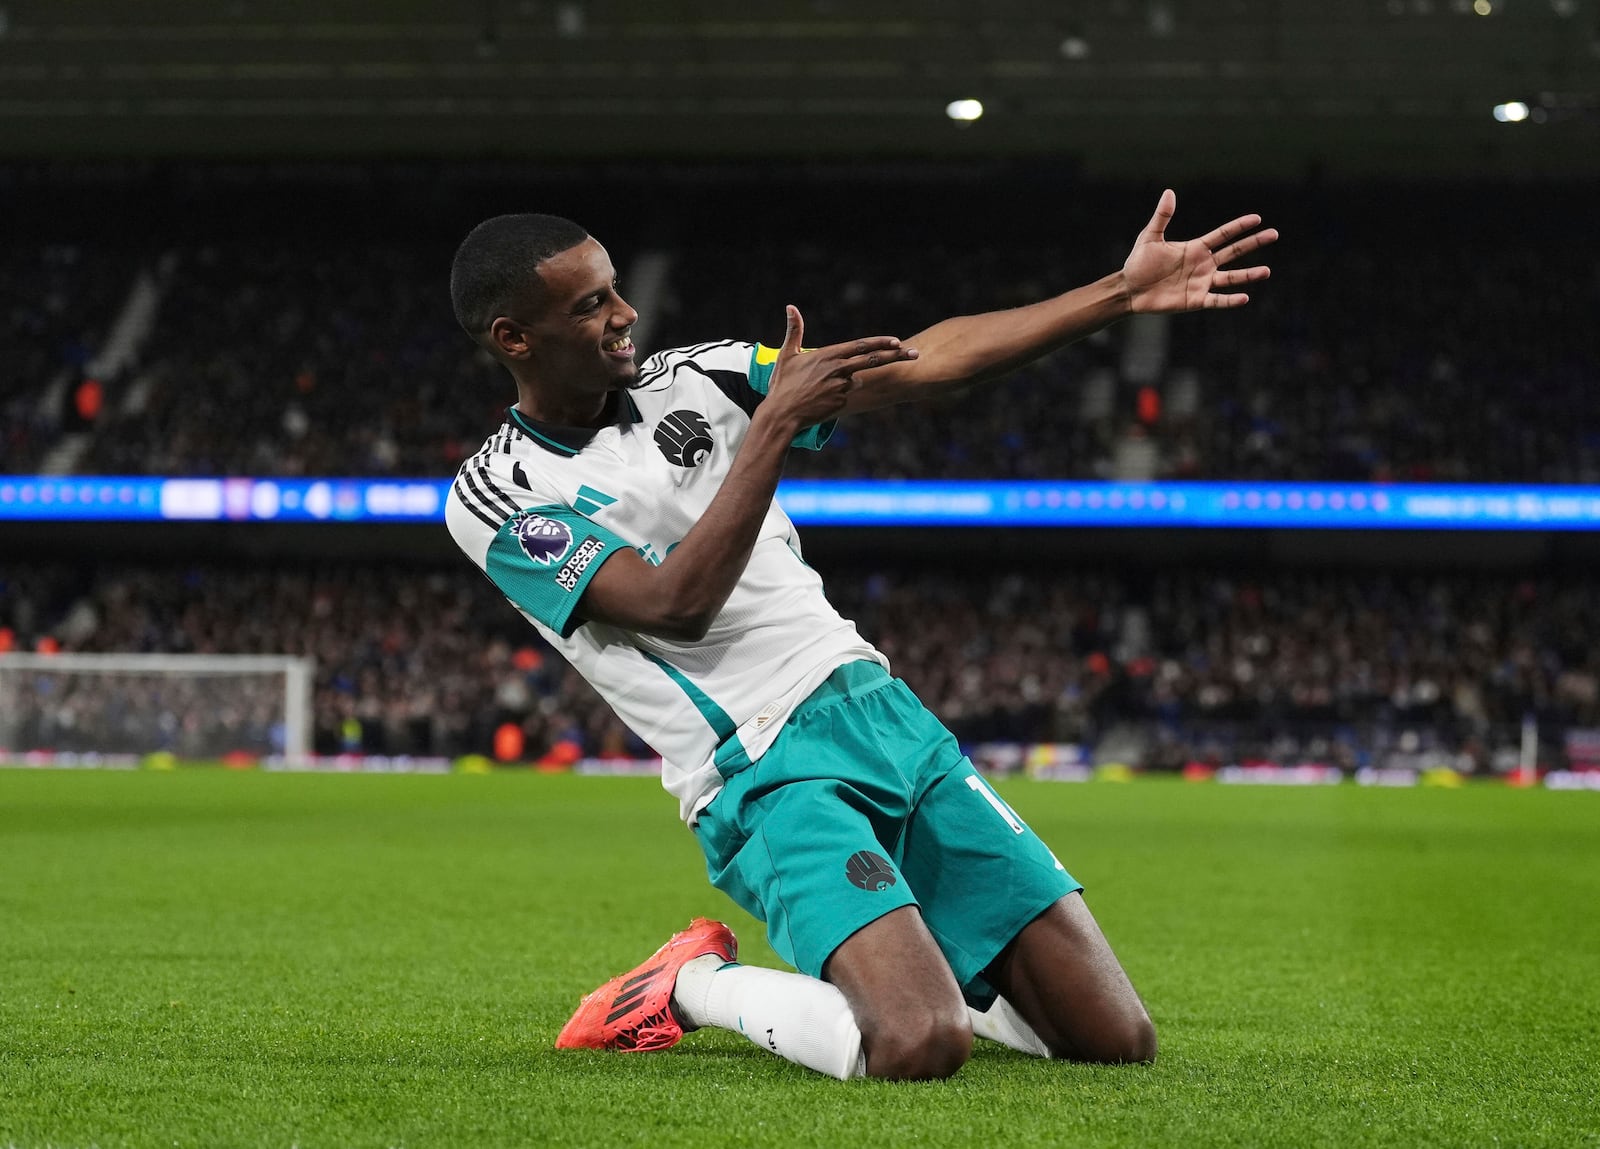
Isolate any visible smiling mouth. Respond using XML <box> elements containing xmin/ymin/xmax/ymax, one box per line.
<box><xmin>604</xmin><ymin>335</ymin><xmax>634</xmax><ymax>355</ymax></box>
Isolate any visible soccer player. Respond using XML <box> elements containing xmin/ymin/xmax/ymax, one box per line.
<box><xmin>446</xmin><ymin>191</ymin><xmax>1275</xmax><ymax>1080</ymax></box>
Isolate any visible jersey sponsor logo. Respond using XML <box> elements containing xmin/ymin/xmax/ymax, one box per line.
<box><xmin>654</xmin><ymin>410</ymin><xmax>715</xmax><ymax>467</ymax></box>
<box><xmin>844</xmin><ymin>850</ymin><xmax>898</xmax><ymax>892</ymax></box>
<box><xmin>556</xmin><ymin>536</ymin><xmax>607</xmax><ymax>592</ymax></box>
<box><xmin>512</xmin><ymin>512</ymin><xmax>573</xmax><ymax>567</ymax></box>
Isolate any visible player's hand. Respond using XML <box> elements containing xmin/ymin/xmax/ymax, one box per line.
<box><xmin>1120</xmin><ymin>189</ymin><xmax>1278</xmax><ymax>314</ymax></box>
<box><xmin>755</xmin><ymin>305</ymin><xmax>917</xmax><ymax>434</ymax></box>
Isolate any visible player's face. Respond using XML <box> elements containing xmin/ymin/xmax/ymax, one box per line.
<box><xmin>527</xmin><ymin>238</ymin><xmax>639</xmax><ymax>392</ymax></box>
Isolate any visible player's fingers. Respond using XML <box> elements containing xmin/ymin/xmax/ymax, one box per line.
<box><xmin>846</xmin><ymin>335</ymin><xmax>905</xmax><ymax>356</ymax></box>
<box><xmin>837</xmin><ymin>344</ymin><xmax>918</xmax><ymax>376</ymax></box>
<box><xmin>1143</xmin><ymin>188</ymin><xmax>1177</xmax><ymax>238</ymax></box>
<box><xmin>1202</xmin><ymin>291</ymin><xmax>1251</xmax><ymax>309</ymax></box>
<box><xmin>814</xmin><ymin>335</ymin><xmax>903</xmax><ymax>365</ymax></box>
<box><xmin>1214</xmin><ymin>266</ymin><xmax>1270</xmax><ymax>289</ymax></box>
<box><xmin>1213</xmin><ymin>227</ymin><xmax>1279</xmax><ymax>267</ymax></box>
<box><xmin>1199</xmin><ymin>213</ymin><xmax>1264</xmax><ymax>251</ymax></box>
<box><xmin>781</xmin><ymin>304</ymin><xmax>804</xmax><ymax>356</ymax></box>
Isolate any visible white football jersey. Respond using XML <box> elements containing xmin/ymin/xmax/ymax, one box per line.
<box><xmin>445</xmin><ymin>339</ymin><xmax>887</xmax><ymax>823</ymax></box>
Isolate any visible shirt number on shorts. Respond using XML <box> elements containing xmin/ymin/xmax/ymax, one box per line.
<box><xmin>966</xmin><ymin>773</ymin><xmax>1025</xmax><ymax>835</ymax></box>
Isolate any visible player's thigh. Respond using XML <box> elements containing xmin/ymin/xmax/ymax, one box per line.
<box><xmin>695</xmin><ymin>774</ymin><xmax>919</xmax><ymax>981</ymax></box>
<box><xmin>985</xmin><ymin>891</ymin><xmax>1157</xmax><ymax>1064</ymax></box>
<box><xmin>899</xmin><ymin>761</ymin><xmax>1082</xmax><ymax>1005</ymax></box>
<box><xmin>823</xmin><ymin>904</ymin><xmax>972</xmax><ymax>1080</ymax></box>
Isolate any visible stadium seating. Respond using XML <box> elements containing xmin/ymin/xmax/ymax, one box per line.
<box><xmin>0</xmin><ymin>242</ymin><xmax>147</xmax><ymax>472</ymax></box>
<box><xmin>4</xmin><ymin>562</ymin><xmax>1595</xmax><ymax>770</ymax></box>
<box><xmin>6</xmin><ymin>175</ymin><xmax>1597</xmax><ymax>773</ymax></box>
<box><xmin>4</xmin><ymin>182</ymin><xmax>1594</xmax><ymax>484</ymax></box>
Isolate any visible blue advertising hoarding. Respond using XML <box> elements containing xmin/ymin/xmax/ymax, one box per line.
<box><xmin>4</xmin><ymin>475</ymin><xmax>1600</xmax><ymax>530</ymax></box>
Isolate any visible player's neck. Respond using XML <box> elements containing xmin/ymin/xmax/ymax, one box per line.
<box><xmin>514</xmin><ymin>386</ymin><xmax>613</xmax><ymax>429</ymax></box>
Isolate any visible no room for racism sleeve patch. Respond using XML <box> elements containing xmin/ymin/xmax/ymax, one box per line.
<box><xmin>485</xmin><ymin>504</ymin><xmax>632</xmax><ymax>638</ymax></box>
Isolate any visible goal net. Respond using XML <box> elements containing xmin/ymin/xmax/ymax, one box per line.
<box><xmin>0</xmin><ymin>653</ymin><xmax>313</xmax><ymax>762</ymax></box>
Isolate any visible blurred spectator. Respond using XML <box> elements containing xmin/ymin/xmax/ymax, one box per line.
<box><xmin>1</xmin><ymin>243</ymin><xmax>144</xmax><ymax>471</ymax></box>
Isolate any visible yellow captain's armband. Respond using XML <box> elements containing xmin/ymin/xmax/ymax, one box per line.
<box><xmin>753</xmin><ymin>343</ymin><xmax>814</xmax><ymax>366</ymax></box>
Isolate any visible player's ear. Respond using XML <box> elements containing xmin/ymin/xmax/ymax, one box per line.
<box><xmin>488</xmin><ymin>316</ymin><xmax>533</xmax><ymax>361</ymax></box>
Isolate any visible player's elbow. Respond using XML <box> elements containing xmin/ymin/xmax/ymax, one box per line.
<box><xmin>578</xmin><ymin>598</ymin><xmax>714</xmax><ymax>642</ymax></box>
<box><xmin>847</xmin><ymin>358</ymin><xmax>972</xmax><ymax>413</ymax></box>
<box><xmin>644</xmin><ymin>595</ymin><xmax>717</xmax><ymax>642</ymax></box>
<box><xmin>653</xmin><ymin>612</ymin><xmax>714</xmax><ymax>642</ymax></box>
<box><xmin>599</xmin><ymin>575</ymin><xmax>720</xmax><ymax>641</ymax></box>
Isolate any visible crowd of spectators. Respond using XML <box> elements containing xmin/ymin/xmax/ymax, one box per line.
<box><xmin>4</xmin><ymin>182</ymin><xmax>1595</xmax><ymax>484</ymax></box>
<box><xmin>3</xmin><ymin>560</ymin><xmax>1596</xmax><ymax>772</ymax></box>
<box><xmin>0</xmin><ymin>561</ymin><xmax>623</xmax><ymax>762</ymax></box>
<box><xmin>652</xmin><ymin>199</ymin><xmax>1600</xmax><ymax>484</ymax></box>
<box><xmin>76</xmin><ymin>243</ymin><xmax>508</xmax><ymax>478</ymax></box>
<box><xmin>1</xmin><ymin>242</ymin><xmax>145</xmax><ymax>472</ymax></box>
<box><xmin>1</xmin><ymin>671</ymin><xmax>284</xmax><ymax>759</ymax></box>
<box><xmin>1160</xmin><ymin>237</ymin><xmax>1600</xmax><ymax>484</ymax></box>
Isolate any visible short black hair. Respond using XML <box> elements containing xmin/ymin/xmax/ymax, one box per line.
<box><xmin>449</xmin><ymin>213</ymin><xmax>590</xmax><ymax>334</ymax></box>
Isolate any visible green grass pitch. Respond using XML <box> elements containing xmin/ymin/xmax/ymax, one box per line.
<box><xmin>2</xmin><ymin>770</ymin><xmax>1597</xmax><ymax>1149</ymax></box>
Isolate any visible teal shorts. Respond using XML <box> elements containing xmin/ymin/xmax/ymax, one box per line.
<box><xmin>693</xmin><ymin>660</ymin><xmax>1081</xmax><ymax>1008</ymax></box>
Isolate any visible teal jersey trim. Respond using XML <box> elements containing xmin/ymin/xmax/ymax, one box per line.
<box><xmin>642</xmin><ymin>650</ymin><xmax>739</xmax><ymax>745</ymax></box>
<box><xmin>573</xmin><ymin>484</ymin><xmax>618</xmax><ymax>517</ymax></box>
<box><xmin>506</xmin><ymin>407</ymin><xmax>581</xmax><ymax>456</ymax></box>
<box><xmin>485</xmin><ymin>503</ymin><xmax>630</xmax><ymax>638</ymax></box>
<box><xmin>713</xmin><ymin>736</ymin><xmax>754</xmax><ymax>776</ymax></box>
<box><xmin>747</xmin><ymin>343</ymin><xmax>837</xmax><ymax>451</ymax></box>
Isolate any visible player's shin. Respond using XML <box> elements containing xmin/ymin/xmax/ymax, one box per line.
<box><xmin>968</xmin><ymin>995</ymin><xmax>1053</xmax><ymax>1058</ymax></box>
<box><xmin>673</xmin><ymin>955</ymin><xmax>866</xmax><ymax>1080</ymax></box>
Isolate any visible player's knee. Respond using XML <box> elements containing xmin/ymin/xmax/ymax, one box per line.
<box><xmin>1120</xmin><ymin>1012</ymin><xmax>1158</xmax><ymax>1064</ymax></box>
<box><xmin>1064</xmin><ymin>1009</ymin><xmax>1157</xmax><ymax>1065</ymax></box>
<box><xmin>862</xmin><ymin>1007</ymin><xmax>972</xmax><ymax>1081</ymax></box>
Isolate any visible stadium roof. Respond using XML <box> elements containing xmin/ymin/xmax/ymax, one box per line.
<box><xmin>2</xmin><ymin>0</ymin><xmax>1595</xmax><ymax>176</ymax></box>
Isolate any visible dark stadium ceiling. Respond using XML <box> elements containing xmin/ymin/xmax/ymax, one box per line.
<box><xmin>1</xmin><ymin>0</ymin><xmax>1596</xmax><ymax>176</ymax></box>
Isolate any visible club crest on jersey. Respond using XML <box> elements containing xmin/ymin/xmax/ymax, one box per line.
<box><xmin>654</xmin><ymin>410</ymin><xmax>715</xmax><ymax>467</ymax></box>
<box><xmin>512</xmin><ymin>512</ymin><xmax>573</xmax><ymax>566</ymax></box>
<box><xmin>845</xmin><ymin>850</ymin><xmax>898</xmax><ymax>892</ymax></box>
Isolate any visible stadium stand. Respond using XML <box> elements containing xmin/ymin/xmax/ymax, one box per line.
<box><xmin>7</xmin><ymin>184</ymin><xmax>1591</xmax><ymax>484</ymax></box>
<box><xmin>74</xmin><ymin>243</ymin><xmax>505</xmax><ymax>478</ymax></box>
<box><xmin>3</xmin><ymin>562</ymin><xmax>1595</xmax><ymax>771</ymax></box>
<box><xmin>4</xmin><ymin>173</ymin><xmax>1597</xmax><ymax>773</ymax></box>
<box><xmin>0</xmin><ymin>242</ymin><xmax>147</xmax><ymax>472</ymax></box>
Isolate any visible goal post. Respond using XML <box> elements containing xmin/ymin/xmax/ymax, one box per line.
<box><xmin>0</xmin><ymin>653</ymin><xmax>314</xmax><ymax>761</ymax></box>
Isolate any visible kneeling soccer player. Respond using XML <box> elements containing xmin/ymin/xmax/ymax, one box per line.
<box><xmin>445</xmin><ymin>192</ymin><xmax>1275</xmax><ymax>1079</ymax></box>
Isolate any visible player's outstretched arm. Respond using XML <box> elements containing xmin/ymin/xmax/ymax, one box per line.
<box><xmin>839</xmin><ymin>188</ymin><xmax>1276</xmax><ymax>415</ymax></box>
<box><xmin>576</xmin><ymin>307</ymin><xmax>916</xmax><ymax>641</ymax></box>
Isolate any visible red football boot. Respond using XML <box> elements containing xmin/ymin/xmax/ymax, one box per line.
<box><xmin>555</xmin><ymin>918</ymin><xmax>738</xmax><ymax>1053</ymax></box>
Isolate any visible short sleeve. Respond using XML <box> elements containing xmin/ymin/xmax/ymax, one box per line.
<box><xmin>485</xmin><ymin>504</ymin><xmax>630</xmax><ymax>638</ymax></box>
<box><xmin>746</xmin><ymin>343</ymin><xmax>837</xmax><ymax>451</ymax></box>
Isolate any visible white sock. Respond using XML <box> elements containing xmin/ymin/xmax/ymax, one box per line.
<box><xmin>673</xmin><ymin>955</ymin><xmax>866</xmax><ymax>1080</ymax></box>
<box><xmin>968</xmin><ymin>995</ymin><xmax>1053</xmax><ymax>1058</ymax></box>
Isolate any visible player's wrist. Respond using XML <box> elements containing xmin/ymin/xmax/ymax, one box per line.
<box><xmin>748</xmin><ymin>405</ymin><xmax>805</xmax><ymax>449</ymax></box>
<box><xmin>1107</xmin><ymin>270</ymin><xmax>1140</xmax><ymax>316</ymax></box>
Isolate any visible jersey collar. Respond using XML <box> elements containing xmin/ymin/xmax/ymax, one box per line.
<box><xmin>506</xmin><ymin>391</ymin><xmax>642</xmax><ymax>457</ymax></box>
